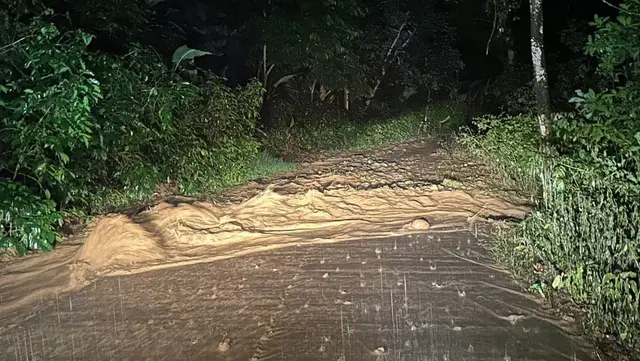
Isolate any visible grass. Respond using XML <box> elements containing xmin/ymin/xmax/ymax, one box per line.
<box><xmin>87</xmin><ymin>150</ymin><xmax>296</xmax><ymax>211</ymax></box>
<box><xmin>264</xmin><ymin>101</ymin><xmax>467</xmax><ymax>156</ymax></box>
<box><xmin>246</xmin><ymin>150</ymin><xmax>298</xmax><ymax>181</ymax></box>
<box><xmin>460</xmin><ymin>112</ymin><xmax>640</xmax><ymax>355</ymax></box>
<box><xmin>457</xmin><ymin>113</ymin><xmax>544</xmax><ymax>198</ymax></box>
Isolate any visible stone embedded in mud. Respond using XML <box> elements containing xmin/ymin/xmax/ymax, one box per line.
<box><xmin>409</xmin><ymin>217</ymin><xmax>431</xmax><ymax>230</ymax></box>
<box><xmin>217</xmin><ymin>339</ymin><xmax>230</xmax><ymax>352</ymax></box>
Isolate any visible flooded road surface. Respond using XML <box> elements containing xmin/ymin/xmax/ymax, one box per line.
<box><xmin>0</xmin><ymin>140</ymin><xmax>597</xmax><ymax>360</ymax></box>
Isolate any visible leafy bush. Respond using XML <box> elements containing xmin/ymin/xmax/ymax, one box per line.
<box><xmin>1</xmin><ymin>9</ymin><xmax>100</xmax><ymax>252</ymax></box>
<box><xmin>68</xmin><ymin>54</ymin><xmax>266</xmax><ymax>206</ymax></box>
<box><xmin>0</xmin><ymin>179</ymin><xmax>63</xmax><ymax>254</ymax></box>
<box><xmin>466</xmin><ymin>0</ymin><xmax>640</xmax><ymax>351</ymax></box>
<box><xmin>0</xmin><ymin>8</ymin><xmax>271</xmax><ymax>254</ymax></box>
<box><xmin>459</xmin><ymin>113</ymin><xmax>544</xmax><ymax>196</ymax></box>
<box><xmin>520</xmin><ymin>161</ymin><xmax>639</xmax><ymax>344</ymax></box>
<box><xmin>169</xmin><ymin>79</ymin><xmax>264</xmax><ymax>195</ymax></box>
<box><xmin>0</xmin><ymin>11</ymin><xmax>102</xmax><ymax>203</ymax></box>
<box><xmin>467</xmin><ymin>112</ymin><xmax>639</xmax><ymax>350</ymax></box>
<box><xmin>540</xmin><ymin>2</ymin><xmax>640</xmax><ymax>347</ymax></box>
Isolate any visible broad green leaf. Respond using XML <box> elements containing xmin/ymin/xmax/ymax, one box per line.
<box><xmin>171</xmin><ymin>45</ymin><xmax>212</xmax><ymax>71</ymax></box>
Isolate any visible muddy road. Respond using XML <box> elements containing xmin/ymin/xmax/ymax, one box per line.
<box><xmin>0</xmin><ymin>140</ymin><xmax>597</xmax><ymax>360</ymax></box>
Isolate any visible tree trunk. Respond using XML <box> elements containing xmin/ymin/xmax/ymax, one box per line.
<box><xmin>262</xmin><ymin>44</ymin><xmax>268</xmax><ymax>85</ymax></box>
<box><xmin>310</xmin><ymin>80</ymin><xmax>317</xmax><ymax>102</ymax></box>
<box><xmin>343</xmin><ymin>86</ymin><xmax>350</xmax><ymax>111</ymax></box>
<box><xmin>529</xmin><ymin>0</ymin><xmax>552</xmax><ymax>139</ymax></box>
<box><xmin>506</xmin><ymin>35</ymin><xmax>515</xmax><ymax>70</ymax></box>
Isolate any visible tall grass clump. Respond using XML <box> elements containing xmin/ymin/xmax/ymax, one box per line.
<box><xmin>459</xmin><ymin>113</ymin><xmax>545</xmax><ymax>196</ymax></box>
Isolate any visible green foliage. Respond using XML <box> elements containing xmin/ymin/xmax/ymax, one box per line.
<box><xmin>0</xmin><ymin>8</ymin><xmax>281</xmax><ymax>254</ymax></box>
<box><xmin>485</xmin><ymin>65</ymin><xmax>537</xmax><ymax>114</ymax></box>
<box><xmin>466</xmin><ymin>1</ymin><xmax>640</xmax><ymax>350</ymax></box>
<box><xmin>65</xmin><ymin>45</ymin><xmax>196</xmax><ymax>209</ymax></box>
<box><xmin>459</xmin><ymin>114</ymin><xmax>543</xmax><ymax>196</ymax></box>
<box><xmin>168</xmin><ymin>79</ymin><xmax>265</xmax><ymax>195</ymax></box>
<box><xmin>560</xmin><ymin>1</ymin><xmax>640</xmax><ymax>195</ymax></box>
<box><xmin>465</xmin><ymin>113</ymin><xmax>639</xmax><ymax>350</ymax></box>
<box><xmin>521</xmin><ymin>163</ymin><xmax>640</xmax><ymax>344</ymax></box>
<box><xmin>171</xmin><ymin>45</ymin><xmax>212</xmax><ymax>71</ymax></box>
<box><xmin>265</xmin><ymin>102</ymin><xmax>466</xmax><ymax>155</ymax></box>
<box><xmin>0</xmin><ymin>179</ymin><xmax>63</xmax><ymax>255</ymax></box>
<box><xmin>0</xmin><ymin>10</ymin><xmax>103</xmax><ymax>247</ymax></box>
<box><xmin>77</xmin><ymin>50</ymin><xmax>266</xmax><ymax>204</ymax></box>
<box><xmin>0</xmin><ymin>13</ymin><xmax>102</xmax><ymax>194</ymax></box>
<box><xmin>548</xmin><ymin>3</ymin><xmax>640</xmax><ymax>346</ymax></box>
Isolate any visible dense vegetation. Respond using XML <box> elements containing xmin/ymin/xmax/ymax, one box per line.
<box><xmin>0</xmin><ymin>0</ymin><xmax>466</xmax><ymax>254</ymax></box>
<box><xmin>463</xmin><ymin>0</ymin><xmax>640</xmax><ymax>353</ymax></box>
<box><xmin>0</xmin><ymin>0</ymin><xmax>638</xmax><ymax>355</ymax></box>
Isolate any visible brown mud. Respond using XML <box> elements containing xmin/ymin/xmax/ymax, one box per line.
<box><xmin>0</xmin><ymin>139</ymin><xmax>598</xmax><ymax>360</ymax></box>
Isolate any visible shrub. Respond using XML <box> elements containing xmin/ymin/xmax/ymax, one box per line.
<box><xmin>0</xmin><ymin>9</ymin><xmax>100</xmax><ymax>253</ymax></box>
<box><xmin>0</xmin><ymin>179</ymin><xmax>63</xmax><ymax>254</ymax></box>
<box><xmin>538</xmin><ymin>2</ymin><xmax>640</xmax><ymax>347</ymax></box>
<box><xmin>466</xmin><ymin>113</ymin><xmax>639</xmax><ymax>351</ymax></box>
<box><xmin>465</xmin><ymin>1</ymin><xmax>640</xmax><ymax>349</ymax></box>
<box><xmin>520</xmin><ymin>160</ymin><xmax>639</xmax><ymax>344</ymax></box>
<box><xmin>459</xmin><ymin>113</ymin><xmax>544</xmax><ymax>196</ymax></box>
<box><xmin>0</xmin><ymin>11</ymin><xmax>102</xmax><ymax>203</ymax></box>
<box><xmin>169</xmin><ymin>79</ymin><xmax>264</xmax><ymax>195</ymax></box>
<box><xmin>0</xmin><ymin>8</ymin><xmax>269</xmax><ymax>254</ymax></box>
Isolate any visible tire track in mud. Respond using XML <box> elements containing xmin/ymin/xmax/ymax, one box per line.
<box><xmin>0</xmin><ymin>139</ymin><xmax>597</xmax><ymax>360</ymax></box>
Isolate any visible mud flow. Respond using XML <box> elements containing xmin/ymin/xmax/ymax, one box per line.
<box><xmin>0</xmin><ymin>140</ymin><xmax>597</xmax><ymax>360</ymax></box>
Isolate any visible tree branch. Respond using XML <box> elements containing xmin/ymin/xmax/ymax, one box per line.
<box><xmin>364</xmin><ymin>12</ymin><xmax>413</xmax><ymax>112</ymax></box>
<box><xmin>384</xmin><ymin>14</ymin><xmax>410</xmax><ymax>62</ymax></box>
<box><xmin>486</xmin><ymin>0</ymin><xmax>497</xmax><ymax>55</ymax></box>
<box><xmin>601</xmin><ymin>0</ymin><xmax>640</xmax><ymax>16</ymax></box>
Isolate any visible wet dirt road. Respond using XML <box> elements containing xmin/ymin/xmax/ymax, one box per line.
<box><xmin>0</xmin><ymin>139</ymin><xmax>597</xmax><ymax>360</ymax></box>
<box><xmin>4</xmin><ymin>233</ymin><xmax>595</xmax><ymax>361</ymax></box>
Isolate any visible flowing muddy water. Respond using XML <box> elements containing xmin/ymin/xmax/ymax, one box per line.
<box><xmin>0</xmin><ymin>140</ymin><xmax>597</xmax><ymax>360</ymax></box>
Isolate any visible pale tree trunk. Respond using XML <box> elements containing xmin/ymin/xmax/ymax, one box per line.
<box><xmin>343</xmin><ymin>86</ymin><xmax>350</xmax><ymax>111</ymax></box>
<box><xmin>310</xmin><ymin>80</ymin><xmax>317</xmax><ymax>102</ymax></box>
<box><xmin>529</xmin><ymin>0</ymin><xmax>552</xmax><ymax>139</ymax></box>
<box><xmin>262</xmin><ymin>44</ymin><xmax>268</xmax><ymax>84</ymax></box>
